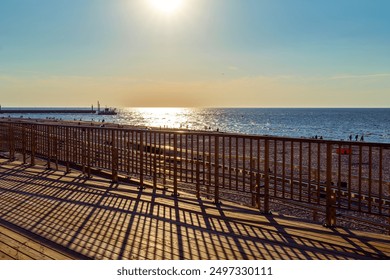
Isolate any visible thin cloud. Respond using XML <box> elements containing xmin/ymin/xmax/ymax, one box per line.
<box><xmin>329</xmin><ymin>73</ymin><xmax>390</xmax><ymax>80</ymax></box>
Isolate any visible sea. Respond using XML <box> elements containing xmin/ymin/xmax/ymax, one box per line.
<box><xmin>1</xmin><ymin>108</ymin><xmax>389</xmax><ymax>143</ymax></box>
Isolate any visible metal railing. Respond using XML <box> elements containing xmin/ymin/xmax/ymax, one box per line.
<box><xmin>1</xmin><ymin>119</ymin><xmax>389</xmax><ymax>233</ymax></box>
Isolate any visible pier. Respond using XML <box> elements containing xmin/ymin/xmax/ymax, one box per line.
<box><xmin>0</xmin><ymin>119</ymin><xmax>389</xmax><ymax>259</ymax></box>
<box><xmin>0</xmin><ymin>108</ymin><xmax>96</xmax><ymax>114</ymax></box>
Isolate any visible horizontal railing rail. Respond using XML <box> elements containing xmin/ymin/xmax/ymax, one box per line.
<box><xmin>0</xmin><ymin>119</ymin><xmax>389</xmax><ymax>233</ymax></box>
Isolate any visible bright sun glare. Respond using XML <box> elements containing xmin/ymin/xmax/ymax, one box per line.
<box><xmin>148</xmin><ymin>0</ymin><xmax>184</xmax><ymax>15</ymax></box>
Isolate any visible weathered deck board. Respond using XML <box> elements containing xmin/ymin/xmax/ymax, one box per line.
<box><xmin>0</xmin><ymin>224</ymin><xmax>74</xmax><ymax>260</ymax></box>
<box><xmin>0</xmin><ymin>160</ymin><xmax>389</xmax><ymax>260</ymax></box>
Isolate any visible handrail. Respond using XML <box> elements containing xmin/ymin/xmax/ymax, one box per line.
<box><xmin>0</xmin><ymin>119</ymin><xmax>389</xmax><ymax>234</ymax></box>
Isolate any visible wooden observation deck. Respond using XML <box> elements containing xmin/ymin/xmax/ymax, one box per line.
<box><xmin>0</xmin><ymin>119</ymin><xmax>389</xmax><ymax>259</ymax></box>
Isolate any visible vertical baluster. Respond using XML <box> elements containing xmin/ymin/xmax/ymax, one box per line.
<box><xmin>317</xmin><ymin>143</ymin><xmax>321</xmax><ymax>205</ymax></box>
<box><xmin>87</xmin><ymin>128</ymin><xmax>91</xmax><ymax>177</ymax></box>
<box><xmin>185</xmin><ymin>133</ymin><xmax>188</xmax><ymax>182</ymax></box>
<box><xmin>325</xmin><ymin>143</ymin><xmax>336</xmax><ymax>227</ymax></box>
<box><xmin>337</xmin><ymin>143</ymin><xmax>341</xmax><ymax>208</ymax></box>
<box><xmin>208</xmin><ymin>135</ymin><xmax>212</xmax><ymax>196</ymax></box>
<box><xmin>243</xmin><ymin>137</ymin><xmax>246</xmax><ymax>193</ymax></box>
<box><xmin>290</xmin><ymin>141</ymin><xmax>294</xmax><ymax>199</ymax></box>
<box><xmin>202</xmin><ymin>135</ymin><xmax>205</xmax><ymax>187</ymax></box>
<box><xmin>256</xmin><ymin>138</ymin><xmax>261</xmax><ymax>210</ymax></box>
<box><xmin>180</xmin><ymin>133</ymin><xmax>183</xmax><ymax>181</ymax></box>
<box><xmin>173</xmin><ymin>133</ymin><xmax>178</xmax><ymax>196</ymax></box>
<box><xmin>378</xmin><ymin>147</ymin><xmax>383</xmax><ymax>215</ymax></box>
<box><xmin>222</xmin><ymin>136</ymin><xmax>225</xmax><ymax>191</ymax></box>
<box><xmin>153</xmin><ymin>131</ymin><xmax>157</xmax><ymax>189</ymax></box>
<box><xmin>191</xmin><ymin>134</ymin><xmax>194</xmax><ymax>183</ymax></box>
<box><xmin>47</xmin><ymin>125</ymin><xmax>51</xmax><ymax>169</ymax></box>
<box><xmin>196</xmin><ymin>134</ymin><xmax>200</xmax><ymax>198</ymax></box>
<box><xmin>31</xmin><ymin>124</ymin><xmax>35</xmax><ymax>166</ymax></box>
<box><xmin>274</xmin><ymin>140</ymin><xmax>277</xmax><ymax>197</ymax></box>
<box><xmin>163</xmin><ymin>132</ymin><xmax>167</xmax><ymax>185</ymax></box>
<box><xmin>131</xmin><ymin>131</ymin><xmax>135</xmax><ymax>174</ymax></box>
<box><xmin>149</xmin><ymin>130</ymin><xmax>152</xmax><ymax>177</ymax></box>
<box><xmin>368</xmin><ymin>145</ymin><xmax>372</xmax><ymax>214</ymax></box>
<box><xmin>112</xmin><ymin>129</ymin><xmax>118</xmax><ymax>183</ymax></box>
<box><xmin>358</xmin><ymin>145</ymin><xmax>363</xmax><ymax>212</ymax></box>
<box><xmin>250</xmin><ymin>139</ymin><xmax>254</xmax><ymax>206</ymax></box>
<box><xmin>214</xmin><ymin>135</ymin><xmax>219</xmax><ymax>204</ymax></box>
<box><xmin>235</xmin><ymin>137</ymin><xmax>239</xmax><ymax>191</ymax></box>
<box><xmin>299</xmin><ymin>141</ymin><xmax>302</xmax><ymax>201</ymax></box>
<box><xmin>282</xmin><ymin>140</ymin><xmax>286</xmax><ymax>199</ymax></box>
<box><xmin>229</xmin><ymin>136</ymin><xmax>232</xmax><ymax>190</ymax></box>
<box><xmin>22</xmin><ymin>125</ymin><xmax>26</xmax><ymax>164</ymax></box>
<box><xmin>139</xmin><ymin>131</ymin><xmax>144</xmax><ymax>188</ymax></box>
<box><xmin>308</xmin><ymin>142</ymin><xmax>311</xmax><ymax>204</ymax></box>
<box><xmin>264</xmin><ymin>139</ymin><xmax>270</xmax><ymax>213</ymax></box>
<box><xmin>348</xmin><ymin>143</ymin><xmax>352</xmax><ymax>209</ymax></box>
<box><xmin>65</xmin><ymin>126</ymin><xmax>70</xmax><ymax>173</ymax></box>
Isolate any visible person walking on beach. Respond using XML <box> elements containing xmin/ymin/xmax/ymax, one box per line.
<box><xmin>349</xmin><ymin>134</ymin><xmax>352</xmax><ymax>141</ymax></box>
<box><xmin>355</xmin><ymin>134</ymin><xmax>359</xmax><ymax>141</ymax></box>
<box><xmin>360</xmin><ymin>135</ymin><xmax>364</xmax><ymax>141</ymax></box>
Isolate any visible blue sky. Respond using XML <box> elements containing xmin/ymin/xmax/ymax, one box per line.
<box><xmin>0</xmin><ymin>0</ymin><xmax>389</xmax><ymax>107</ymax></box>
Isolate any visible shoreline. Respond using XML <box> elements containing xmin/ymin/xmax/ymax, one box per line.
<box><xmin>2</xmin><ymin>116</ymin><xmax>390</xmax><ymax>145</ymax></box>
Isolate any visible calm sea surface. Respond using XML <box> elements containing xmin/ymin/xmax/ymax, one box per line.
<box><xmin>2</xmin><ymin>108</ymin><xmax>390</xmax><ymax>143</ymax></box>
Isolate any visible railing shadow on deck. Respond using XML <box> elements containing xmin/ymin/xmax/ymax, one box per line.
<box><xmin>0</xmin><ymin>161</ymin><xmax>389</xmax><ymax>260</ymax></box>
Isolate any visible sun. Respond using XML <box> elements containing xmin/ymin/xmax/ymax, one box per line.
<box><xmin>148</xmin><ymin>0</ymin><xmax>184</xmax><ymax>15</ymax></box>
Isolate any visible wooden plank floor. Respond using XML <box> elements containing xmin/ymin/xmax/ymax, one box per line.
<box><xmin>0</xmin><ymin>160</ymin><xmax>389</xmax><ymax>260</ymax></box>
<box><xmin>0</xmin><ymin>223</ymin><xmax>74</xmax><ymax>260</ymax></box>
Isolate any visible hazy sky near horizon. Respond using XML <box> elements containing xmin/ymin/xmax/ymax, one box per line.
<box><xmin>0</xmin><ymin>0</ymin><xmax>389</xmax><ymax>107</ymax></box>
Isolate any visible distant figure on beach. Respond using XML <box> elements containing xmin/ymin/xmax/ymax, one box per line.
<box><xmin>355</xmin><ymin>134</ymin><xmax>358</xmax><ymax>141</ymax></box>
<box><xmin>319</xmin><ymin>136</ymin><xmax>323</xmax><ymax>140</ymax></box>
<box><xmin>315</xmin><ymin>135</ymin><xmax>318</xmax><ymax>139</ymax></box>
<box><xmin>349</xmin><ymin>134</ymin><xmax>352</xmax><ymax>141</ymax></box>
<box><xmin>360</xmin><ymin>135</ymin><xmax>364</xmax><ymax>141</ymax></box>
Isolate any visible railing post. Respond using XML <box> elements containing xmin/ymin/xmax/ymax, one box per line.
<box><xmin>65</xmin><ymin>126</ymin><xmax>70</xmax><ymax>173</ymax></box>
<box><xmin>173</xmin><ymin>133</ymin><xmax>178</xmax><ymax>197</ymax></box>
<box><xmin>251</xmin><ymin>158</ymin><xmax>256</xmax><ymax>207</ymax></box>
<box><xmin>196</xmin><ymin>160</ymin><xmax>200</xmax><ymax>199</ymax></box>
<box><xmin>263</xmin><ymin>139</ymin><xmax>270</xmax><ymax>214</ymax></box>
<box><xmin>325</xmin><ymin>143</ymin><xmax>336</xmax><ymax>227</ymax></box>
<box><xmin>153</xmin><ymin>144</ymin><xmax>157</xmax><ymax>190</ymax></box>
<box><xmin>127</xmin><ymin>139</ymin><xmax>131</xmax><ymax>176</ymax></box>
<box><xmin>47</xmin><ymin>125</ymin><xmax>51</xmax><ymax>169</ymax></box>
<box><xmin>139</xmin><ymin>131</ymin><xmax>144</xmax><ymax>189</ymax></box>
<box><xmin>256</xmin><ymin>173</ymin><xmax>261</xmax><ymax>209</ymax></box>
<box><xmin>8</xmin><ymin>123</ymin><xmax>15</xmax><ymax>161</ymax></box>
<box><xmin>54</xmin><ymin>127</ymin><xmax>58</xmax><ymax>170</ymax></box>
<box><xmin>87</xmin><ymin>128</ymin><xmax>91</xmax><ymax>178</ymax></box>
<box><xmin>214</xmin><ymin>135</ymin><xmax>219</xmax><ymax>204</ymax></box>
<box><xmin>112</xmin><ymin>129</ymin><xmax>118</xmax><ymax>183</ymax></box>
<box><xmin>81</xmin><ymin>128</ymin><xmax>86</xmax><ymax>174</ymax></box>
<box><xmin>30</xmin><ymin>124</ymin><xmax>35</xmax><ymax>166</ymax></box>
<box><xmin>22</xmin><ymin>125</ymin><xmax>26</xmax><ymax>164</ymax></box>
